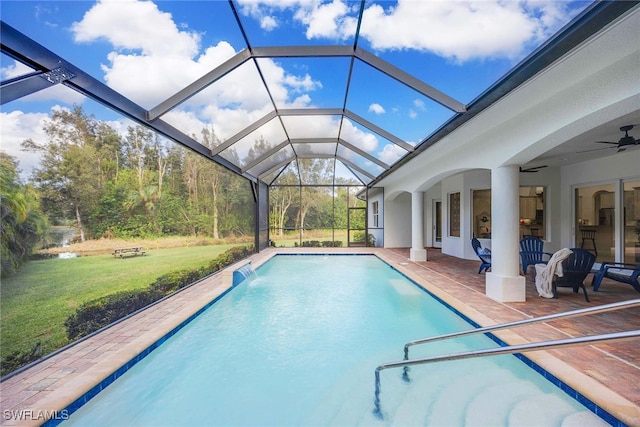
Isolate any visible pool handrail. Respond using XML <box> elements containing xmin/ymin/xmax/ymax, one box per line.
<box><xmin>373</xmin><ymin>298</ymin><xmax>640</xmax><ymax>420</ymax></box>
<box><xmin>403</xmin><ymin>298</ymin><xmax>640</xmax><ymax>362</ymax></box>
<box><xmin>373</xmin><ymin>329</ymin><xmax>640</xmax><ymax>419</ymax></box>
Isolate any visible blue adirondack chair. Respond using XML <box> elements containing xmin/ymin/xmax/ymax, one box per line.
<box><xmin>553</xmin><ymin>248</ymin><xmax>595</xmax><ymax>302</ymax></box>
<box><xmin>471</xmin><ymin>237</ymin><xmax>491</xmax><ymax>274</ymax></box>
<box><xmin>519</xmin><ymin>236</ymin><xmax>553</xmax><ymax>275</ymax></box>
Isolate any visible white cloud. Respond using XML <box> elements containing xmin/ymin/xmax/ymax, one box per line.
<box><xmin>71</xmin><ymin>0</ymin><xmax>237</xmax><ymax>108</ymax></box>
<box><xmin>378</xmin><ymin>142</ymin><xmax>407</xmax><ymax>165</ymax></box>
<box><xmin>261</xmin><ymin>15</ymin><xmax>278</xmax><ymax>31</ymax></box>
<box><xmin>413</xmin><ymin>99</ymin><xmax>425</xmax><ymax>110</ymax></box>
<box><xmin>0</xmin><ymin>110</ymin><xmax>50</xmax><ymax>177</ymax></box>
<box><xmin>1</xmin><ymin>60</ymin><xmax>33</xmax><ymax>80</ymax></box>
<box><xmin>72</xmin><ymin>0</ymin><xmax>199</xmax><ymax>57</ymax></box>
<box><xmin>359</xmin><ymin>1</ymin><xmax>538</xmax><ymax>62</ymax></box>
<box><xmin>245</xmin><ymin>0</ymin><xmax>576</xmax><ymax>63</ymax></box>
<box><xmin>67</xmin><ymin>0</ymin><xmax>322</xmax><ymax>145</ymax></box>
<box><xmin>340</xmin><ymin>120</ymin><xmax>378</xmax><ymax>153</ymax></box>
<box><xmin>408</xmin><ymin>109</ymin><xmax>417</xmax><ymax>119</ymax></box>
<box><xmin>295</xmin><ymin>0</ymin><xmax>352</xmax><ymax>39</ymax></box>
<box><xmin>369</xmin><ymin>103</ymin><xmax>385</xmax><ymax>115</ymax></box>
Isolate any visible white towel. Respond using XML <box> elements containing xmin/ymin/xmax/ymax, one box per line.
<box><xmin>534</xmin><ymin>248</ymin><xmax>573</xmax><ymax>298</ymax></box>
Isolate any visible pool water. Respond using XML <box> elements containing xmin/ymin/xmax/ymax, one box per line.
<box><xmin>64</xmin><ymin>255</ymin><xmax>606</xmax><ymax>426</ymax></box>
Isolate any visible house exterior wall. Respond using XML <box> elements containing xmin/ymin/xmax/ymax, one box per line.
<box><xmin>367</xmin><ymin>188</ymin><xmax>385</xmax><ymax>247</ymax></box>
<box><xmin>383</xmin><ymin>191</ymin><xmax>411</xmax><ymax>248</ymax></box>
<box><xmin>369</xmin><ymin>7</ymin><xmax>639</xmax><ymax>264</ymax></box>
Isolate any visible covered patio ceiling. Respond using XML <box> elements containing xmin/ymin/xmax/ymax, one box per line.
<box><xmin>2</xmin><ymin>1</ymin><xmax>636</xmax><ymax>187</ymax></box>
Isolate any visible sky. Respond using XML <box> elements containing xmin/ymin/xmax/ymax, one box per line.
<box><xmin>0</xmin><ymin>0</ymin><xmax>592</xmax><ymax>180</ymax></box>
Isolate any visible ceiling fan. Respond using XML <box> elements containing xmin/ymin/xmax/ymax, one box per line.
<box><xmin>519</xmin><ymin>165</ymin><xmax>547</xmax><ymax>173</ymax></box>
<box><xmin>593</xmin><ymin>125</ymin><xmax>640</xmax><ymax>152</ymax></box>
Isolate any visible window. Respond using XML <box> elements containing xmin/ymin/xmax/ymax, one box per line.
<box><xmin>519</xmin><ymin>187</ymin><xmax>545</xmax><ymax>239</ymax></box>
<box><xmin>623</xmin><ymin>180</ymin><xmax>640</xmax><ymax>264</ymax></box>
<box><xmin>470</xmin><ymin>187</ymin><xmax>547</xmax><ymax>239</ymax></box>
<box><xmin>449</xmin><ymin>192</ymin><xmax>460</xmax><ymax>237</ymax></box>
<box><xmin>575</xmin><ymin>183</ymin><xmax>614</xmax><ymax>261</ymax></box>
<box><xmin>372</xmin><ymin>201</ymin><xmax>379</xmax><ymax>228</ymax></box>
<box><xmin>472</xmin><ymin>189</ymin><xmax>491</xmax><ymax>238</ymax></box>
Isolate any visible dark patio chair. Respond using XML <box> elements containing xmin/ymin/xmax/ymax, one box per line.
<box><xmin>471</xmin><ymin>237</ymin><xmax>491</xmax><ymax>274</ymax></box>
<box><xmin>591</xmin><ymin>262</ymin><xmax>640</xmax><ymax>292</ymax></box>
<box><xmin>519</xmin><ymin>236</ymin><xmax>553</xmax><ymax>275</ymax></box>
<box><xmin>553</xmin><ymin>248</ymin><xmax>595</xmax><ymax>302</ymax></box>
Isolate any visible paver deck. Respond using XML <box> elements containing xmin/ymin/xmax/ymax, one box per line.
<box><xmin>1</xmin><ymin>247</ymin><xmax>638</xmax><ymax>426</ymax></box>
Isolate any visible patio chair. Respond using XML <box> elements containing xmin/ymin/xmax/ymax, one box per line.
<box><xmin>471</xmin><ymin>237</ymin><xmax>492</xmax><ymax>274</ymax></box>
<box><xmin>519</xmin><ymin>236</ymin><xmax>553</xmax><ymax>275</ymax></box>
<box><xmin>591</xmin><ymin>262</ymin><xmax>640</xmax><ymax>293</ymax></box>
<box><xmin>552</xmin><ymin>248</ymin><xmax>595</xmax><ymax>302</ymax></box>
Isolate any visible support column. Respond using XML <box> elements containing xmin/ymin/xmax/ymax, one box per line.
<box><xmin>486</xmin><ymin>165</ymin><xmax>526</xmax><ymax>302</ymax></box>
<box><xmin>410</xmin><ymin>191</ymin><xmax>427</xmax><ymax>262</ymax></box>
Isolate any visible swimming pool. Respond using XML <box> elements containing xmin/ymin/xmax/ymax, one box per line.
<box><xmin>60</xmin><ymin>254</ymin><xmax>608</xmax><ymax>426</ymax></box>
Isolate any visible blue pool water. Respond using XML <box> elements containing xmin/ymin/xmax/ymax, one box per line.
<box><xmin>63</xmin><ymin>255</ymin><xmax>607</xmax><ymax>426</ymax></box>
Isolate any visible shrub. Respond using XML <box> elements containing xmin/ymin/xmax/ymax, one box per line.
<box><xmin>64</xmin><ymin>289</ymin><xmax>159</xmax><ymax>340</ymax></box>
<box><xmin>321</xmin><ymin>241</ymin><xmax>343</xmax><ymax>247</ymax></box>
<box><xmin>64</xmin><ymin>245</ymin><xmax>253</xmax><ymax>341</ymax></box>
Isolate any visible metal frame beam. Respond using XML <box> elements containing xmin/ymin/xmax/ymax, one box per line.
<box><xmin>241</xmin><ymin>139</ymin><xmax>290</xmax><ymax>173</ymax></box>
<box><xmin>148</xmin><ymin>49</ymin><xmax>252</xmax><ymax>121</ymax></box>
<box><xmin>338</xmin><ymin>157</ymin><xmax>375</xmax><ymax>181</ymax></box>
<box><xmin>1</xmin><ymin>68</ymin><xmax>76</xmax><ymax>104</ymax></box>
<box><xmin>355</xmin><ymin>48</ymin><xmax>467</xmax><ymax>113</ymax></box>
<box><xmin>338</xmin><ymin>139</ymin><xmax>390</xmax><ymax>169</ymax></box>
<box><xmin>210</xmin><ymin>111</ymin><xmax>278</xmax><ymax>156</ymax></box>
<box><xmin>258</xmin><ymin>157</ymin><xmax>294</xmax><ymax>180</ymax></box>
<box><xmin>0</xmin><ymin>21</ymin><xmax>252</xmax><ymax>182</ymax></box>
<box><xmin>344</xmin><ymin>110</ymin><xmax>414</xmax><ymax>152</ymax></box>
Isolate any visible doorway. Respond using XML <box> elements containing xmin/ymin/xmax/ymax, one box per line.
<box><xmin>432</xmin><ymin>200</ymin><xmax>442</xmax><ymax>248</ymax></box>
<box><xmin>347</xmin><ymin>207</ymin><xmax>367</xmax><ymax>247</ymax></box>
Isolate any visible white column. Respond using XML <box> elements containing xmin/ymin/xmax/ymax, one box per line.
<box><xmin>410</xmin><ymin>191</ymin><xmax>427</xmax><ymax>262</ymax></box>
<box><xmin>486</xmin><ymin>165</ymin><xmax>526</xmax><ymax>302</ymax></box>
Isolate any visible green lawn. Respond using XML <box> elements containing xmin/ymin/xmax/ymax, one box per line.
<box><xmin>0</xmin><ymin>244</ymin><xmax>243</xmax><ymax>363</ymax></box>
<box><xmin>270</xmin><ymin>229</ymin><xmax>349</xmax><ymax>247</ymax></box>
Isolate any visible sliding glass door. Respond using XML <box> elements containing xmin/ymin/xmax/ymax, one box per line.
<box><xmin>575</xmin><ymin>179</ymin><xmax>640</xmax><ymax>263</ymax></box>
<box><xmin>623</xmin><ymin>180</ymin><xmax>640</xmax><ymax>264</ymax></box>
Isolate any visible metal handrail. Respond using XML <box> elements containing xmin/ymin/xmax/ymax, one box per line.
<box><xmin>373</xmin><ymin>330</ymin><xmax>640</xmax><ymax>418</ymax></box>
<box><xmin>372</xmin><ymin>299</ymin><xmax>640</xmax><ymax>419</ymax></box>
<box><xmin>403</xmin><ymin>299</ymin><xmax>640</xmax><ymax>363</ymax></box>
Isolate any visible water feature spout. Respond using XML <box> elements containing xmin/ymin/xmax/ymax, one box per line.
<box><xmin>232</xmin><ymin>263</ymin><xmax>257</xmax><ymax>286</ymax></box>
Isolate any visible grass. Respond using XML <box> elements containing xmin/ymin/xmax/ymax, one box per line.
<box><xmin>0</xmin><ymin>242</ymin><xmax>246</xmax><ymax>364</ymax></box>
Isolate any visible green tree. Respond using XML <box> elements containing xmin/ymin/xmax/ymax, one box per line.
<box><xmin>0</xmin><ymin>153</ymin><xmax>47</xmax><ymax>277</ymax></box>
<box><xmin>122</xmin><ymin>126</ymin><xmax>165</xmax><ymax>235</ymax></box>
<box><xmin>21</xmin><ymin>106</ymin><xmax>118</xmax><ymax>240</ymax></box>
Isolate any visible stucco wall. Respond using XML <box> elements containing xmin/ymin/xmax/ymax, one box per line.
<box><xmin>383</xmin><ymin>191</ymin><xmax>411</xmax><ymax>248</ymax></box>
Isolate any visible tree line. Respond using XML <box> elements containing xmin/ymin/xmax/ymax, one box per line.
<box><xmin>1</xmin><ymin>105</ymin><xmax>366</xmax><ymax>276</ymax></box>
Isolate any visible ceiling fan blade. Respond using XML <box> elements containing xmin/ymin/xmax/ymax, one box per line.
<box><xmin>577</xmin><ymin>146</ymin><xmax>615</xmax><ymax>153</ymax></box>
<box><xmin>594</xmin><ymin>141</ymin><xmax>618</xmax><ymax>145</ymax></box>
<box><xmin>519</xmin><ymin>165</ymin><xmax>547</xmax><ymax>173</ymax></box>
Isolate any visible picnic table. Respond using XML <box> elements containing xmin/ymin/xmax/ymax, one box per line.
<box><xmin>112</xmin><ymin>246</ymin><xmax>146</xmax><ymax>258</ymax></box>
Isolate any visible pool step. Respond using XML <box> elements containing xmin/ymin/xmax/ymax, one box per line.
<box><xmin>304</xmin><ymin>351</ymin><xmax>607</xmax><ymax>426</ymax></box>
